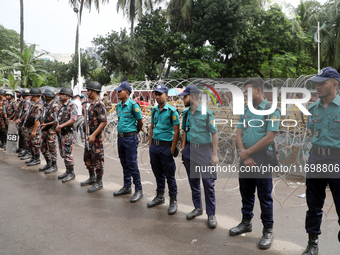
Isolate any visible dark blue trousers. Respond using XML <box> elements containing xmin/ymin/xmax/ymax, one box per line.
<box><xmin>149</xmin><ymin>143</ymin><xmax>177</xmax><ymax>196</ymax></box>
<box><xmin>117</xmin><ymin>134</ymin><xmax>142</xmax><ymax>190</ymax></box>
<box><xmin>305</xmin><ymin>152</ymin><xmax>340</xmax><ymax>235</ymax></box>
<box><xmin>183</xmin><ymin>144</ymin><xmax>216</xmax><ymax>215</ymax></box>
<box><xmin>239</xmin><ymin>154</ymin><xmax>274</xmax><ymax>229</ymax></box>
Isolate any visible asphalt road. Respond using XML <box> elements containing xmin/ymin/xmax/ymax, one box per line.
<box><xmin>0</xmin><ymin>144</ymin><xmax>339</xmax><ymax>255</ymax></box>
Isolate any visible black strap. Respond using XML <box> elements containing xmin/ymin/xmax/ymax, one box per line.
<box><xmin>152</xmin><ymin>107</ymin><xmax>178</xmax><ymax>127</ymax></box>
<box><xmin>60</xmin><ymin>101</ymin><xmax>70</xmax><ymax>124</ymax></box>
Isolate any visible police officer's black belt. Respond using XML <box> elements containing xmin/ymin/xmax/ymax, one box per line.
<box><xmin>118</xmin><ymin>132</ymin><xmax>134</xmax><ymax>138</ymax></box>
<box><xmin>311</xmin><ymin>146</ymin><xmax>340</xmax><ymax>157</ymax></box>
<box><xmin>187</xmin><ymin>142</ymin><xmax>212</xmax><ymax>148</ymax></box>
<box><xmin>152</xmin><ymin>140</ymin><xmax>172</xmax><ymax>146</ymax></box>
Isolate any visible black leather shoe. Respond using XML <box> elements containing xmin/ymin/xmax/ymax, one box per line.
<box><xmin>130</xmin><ymin>190</ymin><xmax>143</xmax><ymax>203</ymax></box>
<box><xmin>58</xmin><ymin>171</ymin><xmax>68</xmax><ymax>180</ymax></box>
<box><xmin>147</xmin><ymin>191</ymin><xmax>165</xmax><ymax>208</ymax></box>
<box><xmin>62</xmin><ymin>172</ymin><xmax>75</xmax><ymax>183</ymax></box>
<box><xmin>21</xmin><ymin>153</ymin><xmax>31</xmax><ymax>160</ymax></box>
<box><xmin>25</xmin><ymin>157</ymin><xmax>34</xmax><ymax>164</ymax></box>
<box><xmin>113</xmin><ymin>187</ymin><xmax>132</xmax><ymax>196</ymax></box>
<box><xmin>39</xmin><ymin>160</ymin><xmax>51</xmax><ymax>171</ymax></box>
<box><xmin>81</xmin><ymin>175</ymin><xmax>96</xmax><ymax>186</ymax></box>
<box><xmin>208</xmin><ymin>215</ymin><xmax>217</xmax><ymax>229</ymax></box>
<box><xmin>45</xmin><ymin>161</ymin><xmax>58</xmax><ymax>174</ymax></box>
<box><xmin>229</xmin><ymin>218</ymin><xmax>252</xmax><ymax>236</ymax></box>
<box><xmin>302</xmin><ymin>234</ymin><xmax>319</xmax><ymax>255</ymax></box>
<box><xmin>88</xmin><ymin>177</ymin><xmax>103</xmax><ymax>193</ymax></box>
<box><xmin>187</xmin><ymin>208</ymin><xmax>203</xmax><ymax>220</ymax></box>
<box><xmin>168</xmin><ymin>195</ymin><xmax>177</xmax><ymax>215</ymax></box>
<box><xmin>18</xmin><ymin>150</ymin><xmax>26</xmax><ymax>157</ymax></box>
<box><xmin>27</xmin><ymin>155</ymin><xmax>40</xmax><ymax>166</ymax></box>
<box><xmin>259</xmin><ymin>228</ymin><xmax>273</xmax><ymax>250</ymax></box>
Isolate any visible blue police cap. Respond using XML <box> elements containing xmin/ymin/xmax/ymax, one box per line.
<box><xmin>153</xmin><ymin>84</ymin><xmax>168</xmax><ymax>94</ymax></box>
<box><xmin>114</xmin><ymin>81</ymin><xmax>132</xmax><ymax>92</ymax></box>
<box><xmin>179</xmin><ymin>85</ymin><xmax>201</xmax><ymax>96</ymax></box>
<box><xmin>309</xmin><ymin>66</ymin><xmax>340</xmax><ymax>82</ymax></box>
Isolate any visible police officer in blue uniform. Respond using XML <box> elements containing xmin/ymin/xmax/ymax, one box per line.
<box><xmin>147</xmin><ymin>84</ymin><xmax>180</xmax><ymax>215</ymax></box>
<box><xmin>229</xmin><ymin>78</ymin><xmax>280</xmax><ymax>250</ymax></box>
<box><xmin>302</xmin><ymin>67</ymin><xmax>340</xmax><ymax>255</ymax></box>
<box><xmin>180</xmin><ymin>85</ymin><xmax>219</xmax><ymax>228</ymax></box>
<box><xmin>113</xmin><ymin>81</ymin><xmax>144</xmax><ymax>203</ymax></box>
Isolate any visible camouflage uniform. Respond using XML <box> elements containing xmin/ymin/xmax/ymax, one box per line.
<box><xmin>41</xmin><ymin>99</ymin><xmax>59</xmax><ymax>163</ymax></box>
<box><xmin>57</xmin><ymin>101</ymin><xmax>77</xmax><ymax>168</ymax></box>
<box><xmin>6</xmin><ymin>98</ymin><xmax>16</xmax><ymax>120</ymax></box>
<box><xmin>26</xmin><ymin>100</ymin><xmax>43</xmax><ymax>155</ymax></box>
<box><xmin>0</xmin><ymin>98</ymin><xmax>8</xmax><ymax>147</ymax></box>
<box><xmin>83</xmin><ymin>99</ymin><xmax>107</xmax><ymax>177</ymax></box>
<box><xmin>22</xmin><ymin>97</ymin><xmax>33</xmax><ymax>145</ymax></box>
<box><xmin>102</xmin><ymin>97</ymin><xmax>112</xmax><ymax>113</ymax></box>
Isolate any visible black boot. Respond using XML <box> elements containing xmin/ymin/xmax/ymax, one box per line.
<box><xmin>62</xmin><ymin>166</ymin><xmax>75</xmax><ymax>183</ymax></box>
<box><xmin>88</xmin><ymin>175</ymin><xmax>103</xmax><ymax>193</ymax></box>
<box><xmin>25</xmin><ymin>149</ymin><xmax>34</xmax><ymax>163</ymax></box>
<box><xmin>113</xmin><ymin>187</ymin><xmax>132</xmax><ymax>196</ymax></box>
<box><xmin>21</xmin><ymin>150</ymin><xmax>32</xmax><ymax>160</ymax></box>
<box><xmin>130</xmin><ymin>190</ymin><xmax>143</xmax><ymax>203</ymax></box>
<box><xmin>147</xmin><ymin>191</ymin><xmax>165</xmax><ymax>208</ymax></box>
<box><xmin>168</xmin><ymin>195</ymin><xmax>177</xmax><ymax>215</ymax></box>
<box><xmin>27</xmin><ymin>153</ymin><xmax>41</xmax><ymax>166</ymax></box>
<box><xmin>39</xmin><ymin>159</ymin><xmax>51</xmax><ymax>171</ymax></box>
<box><xmin>18</xmin><ymin>148</ymin><xmax>26</xmax><ymax>157</ymax></box>
<box><xmin>80</xmin><ymin>171</ymin><xmax>96</xmax><ymax>186</ymax></box>
<box><xmin>302</xmin><ymin>234</ymin><xmax>319</xmax><ymax>255</ymax></box>
<box><xmin>259</xmin><ymin>228</ymin><xmax>273</xmax><ymax>250</ymax></box>
<box><xmin>45</xmin><ymin>160</ymin><xmax>58</xmax><ymax>174</ymax></box>
<box><xmin>57</xmin><ymin>169</ymin><xmax>68</xmax><ymax>180</ymax></box>
<box><xmin>229</xmin><ymin>218</ymin><xmax>252</xmax><ymax>236</ymax></box>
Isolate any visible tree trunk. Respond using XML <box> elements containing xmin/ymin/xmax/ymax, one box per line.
<box><xmin>130</xmin><ymin>18</ymin><xmax>134</xmax><ymax>37</ymax></box>
<box><xmin>74</xmin><ymin>1</ymin><xmax>84</xmax><ymax>87</ymax></box>
<box><xmin>20</xmin><ymin>0</ymin><xmax>24</xmax><ymax>53</ymax></box>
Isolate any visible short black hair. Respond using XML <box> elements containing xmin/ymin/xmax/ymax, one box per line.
<box><xmin>244</xmin><ymin>78</ymin><xmax>264</xmax><ymax>93</ymax></box>
<box><xmin>140</xmin><ymin>95</ymin><xmax>144</xmax><ymax>101</ymax></box>
<box><xmin>123</xmin><ymin>89</ymin><xmax>131</xmax><ymax>95</ymax></box>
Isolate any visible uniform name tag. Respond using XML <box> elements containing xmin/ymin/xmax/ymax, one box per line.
<box><xmin>335</xmin><ymin>120</ymin><xmax>340</xmax><ymax>123</ymax></box>
<box><xmin>313</xmin><ymin>119</ymin><xmax>321</xmax><ymax>123</ymax></box>
<box><xmin>242</xmin><ymin>115</ymin><xmax>250</xmax><ymax>118</ymax></box>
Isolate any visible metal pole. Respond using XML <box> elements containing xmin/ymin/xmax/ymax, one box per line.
<box><xmin>318</xmin><ymin>22</ymin><xmax>320</xmax><ymax>72</ymax></box>
<box><xmin>77</xmin><ymin>12</ymin><xmax>81</xmax><ymax>95</ymax></box>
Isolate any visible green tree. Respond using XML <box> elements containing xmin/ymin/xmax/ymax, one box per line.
<box><xmin>93</xmin><ymin>29</ymin><xmax>146</xmax><ymax>80</ymax></box>
<box><xmin>134</xmin><ymin>8</ymin><xmax>171</xmax><ymax>80</ymax></box>
<box><xmin>0</xmin><ymin>44</ymin><xmax>47</xmax><ymax>87</ymax></box>
<box><xmin>68</xmin><ymin>50</ymin><xmax>99</xmax><ymax>86</ymax></box>
<box><xmin>116</xmin><ymin>0</ymin><xmax>154</xmax><ymax>36</ymax></box>
<box><xmin>0</xmin><ymin>24</ymin><xmax>20</xmax><ymax>66</ymax></box>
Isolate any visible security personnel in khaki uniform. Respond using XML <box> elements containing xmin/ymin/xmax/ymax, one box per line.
<box><xmin>81</xmin><ymin>81</ymin><xmax>107</xmax><ymax>193</ymax></box>
<box><xmin>102</xmin><ymin>92</ymin><xmax>113</xmax><ymax>113</ymax></box>
<box><xmin>180</xmin><ymin>85</ymin><xmax>219</xmax><ymax>228</ymax></box>
<box><xmin>148</xmin><ymin>84</ymin><xmax>180</xmax><ymax>215</ymax></box>
<box><xmin>24</xmin><ymin>88</ymin><xmax>43</xmax><ymax>166</ymax></box>
<box><xmin>18</xmin><ymin>89</ymin><xmax>32</xmax><ymax>160</ymax></box>
<box><xmin>230</xmin><ymin>78</ymin><xmax>280</xmax><ymax>250</ymax></box>
<box><xmin>302</xmin><ymin>67</ymin><xmax>340</xmax><ymax>255</ymax></box>
<box><xmin>55</xmin><ymin>88</ymin><xmax>77</xmax><ymax>183</ymax></box>
<box><xmin>113</xmin><ymin>81</ymin><xmax>144</xmax><ymax>203</ymax></box>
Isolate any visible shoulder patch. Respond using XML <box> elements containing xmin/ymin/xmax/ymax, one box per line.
<box><xmin>210</xmin><ymin>119</ymin><xmax>214</xmax><ymax>125</ymax></box>
<box><xmin>172</xmin><ymin>115</ymin><xmax>177</xmax><ymax>121</ymax></box>
<box><xmin>135</xmin><ymin>107</ymin><xmax>140</xmax><ymax>112</ymax></box>
<box><xmin>271</xmin><ymin>115</ymin><xmax>277</xmax><ymax>120</ymax></box>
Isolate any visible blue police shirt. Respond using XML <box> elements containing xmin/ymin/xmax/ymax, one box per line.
<box><xmin>307</xmin><ymin>94</ymin><xmax>340</xmax><ymax>148</ymax></box>
<box><xmin>151</xmin><ymin>102</ymin><xmax>180</xmax><ymax>142</ymax></box>
<box><xmin>182</xmin><ymin>104</ymin><xmax>218</xmax><ymax>144</ymax></box>
<box><xmin>116</xmin><ymin>98</ymin><xmax>143</xmax><ymax>133</ymax></box>
<box><xmin>237</xmin><ymin>98</ymin><xmax>280</xmax><ymax>150</ymax></box>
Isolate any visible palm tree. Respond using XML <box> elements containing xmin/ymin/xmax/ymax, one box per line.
<box><xmin>20</xmin><ymin>0</ymin><xmax>24</xmax><ymax>53</ymax></box>
<box><xmin>116</xmin><ymin>0</ymin><xmax>154</xmax><ymax>36</ymax></box>
<box><xmin>0</xmin><ymin>44</ymin><xmax>48</xmax><ymax>88</ymax></box>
